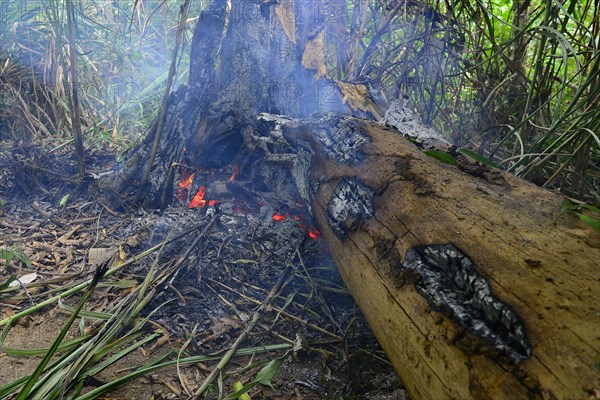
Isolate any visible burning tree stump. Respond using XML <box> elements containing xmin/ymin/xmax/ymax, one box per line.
<box><xmin>110</xmin><ymin>1</ymin><xmax>376</xmax><ymax>209</ymax></box>
<box><xmin>110</xmin><ymin>1</ymin><xmax>600</xmax><ymax>399</ymax></box>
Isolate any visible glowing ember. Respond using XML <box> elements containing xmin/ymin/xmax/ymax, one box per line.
<box><xmin>176</xmin><ymin>171</ymin><xmax>194</xmax><ymax>201</ymax></box>
<box><xmin>272</xmin><ymin>212</ymin><xmax>320</xmax><ymax>240</ymax></box>
<box><xmin>272</xmin><ymin>212</ymin><xmax>287</xmax><ymax>221</ymax></box>
<box><xmin>229</xmin><ymin>164</ymin><xmax>240</xmax><ymax>182</ymax></box>
<box><xmin>179</xmin><ymin>172</ymin><xmax>195</xmax><ymax>190</ymax></box>
<box><xmin>189</xmin><ymin>185</ymin><xmax>207</xmax><ymax>208</ymax></box>
<box><xmin>188</xmin><ymin>186</ymin><xmax>218</xmax><ymax>208</ymax></box>
<box><xmin>307</xmin><ymin>229</ymin><xmax>320</xmax><ymax>240</ymax></box>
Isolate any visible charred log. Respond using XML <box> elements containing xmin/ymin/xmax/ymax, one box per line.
<box><xmin>263</xmin><ymin>112</ymin><xmax>599</xmax><ymax>400</ymax></box>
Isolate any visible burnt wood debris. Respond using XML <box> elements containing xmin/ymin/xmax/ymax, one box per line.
<box><xmin>99</xmin><ymin>1</ymin><xmax>600</xmax><ymax>399</ymax></box>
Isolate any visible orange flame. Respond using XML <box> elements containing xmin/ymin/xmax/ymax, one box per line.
<box><xmin>179</xmin><ymin>172</ymin><xmax>195</xmax><ymax>190</ymax></box>
<box><xmin>229</xmin><ymin>164</ymin><xmax>240</xmax><ymax>182</ymax></box>
<box><xmin>272</xmin><ymin>212</ymin><xmax>287</xmax><ymax>221</ymax></box>
<box><xmin>188</xmin><ymin>185</ymin><xmax>217</xmax><ymax>208</ymax></box>
<box><xmin>189</xmin><ymin>185</ymin><xmax>206</xmax><ymax>208</ymax></box>
<box><xmin>272</xmin><ymin>212</ymin><xmax>320</xmax><ymax>240</ymax></box>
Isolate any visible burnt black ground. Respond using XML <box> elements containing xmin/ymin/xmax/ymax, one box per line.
<box><xmin>0</xmin><ymin>144</ymin><xmax>408</xmax><ymax>399</ymax></box>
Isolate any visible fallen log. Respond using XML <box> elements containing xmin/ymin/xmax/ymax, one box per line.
<box><xmin>274</xmin><ymin>113</ymin><xmax>600</xmax><ymax>399</ymax></box>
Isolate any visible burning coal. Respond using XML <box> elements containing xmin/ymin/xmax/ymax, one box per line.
<box><xmin>189</xmin><ymin>185</ymin><xmax>217</xmax><ymax>208</ymax></box>
<box><xmin>271</xmin><ymin>211</ymin><xmax>320</xmax><ymax>240</ymax></box>
<box><xmin>176</xmin><ymin>169</ymin><xmax>216</xmax><ymax>209</ymax></box>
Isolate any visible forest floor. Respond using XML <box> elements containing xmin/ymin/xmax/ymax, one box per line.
<box><xmin>0</xmin><ymin>142</ymin><xmax>408</xmax><ymax>399</ymax></box>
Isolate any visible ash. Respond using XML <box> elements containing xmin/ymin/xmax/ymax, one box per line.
<box><xmin>118</xmin><ymin>204</ymin><xmax>405</xmax><ymax>398</ymax></box>
<box><xmin>0</xmin><ymin>144</ymin><xmax>407</xmax><ymax>399</ymax></box>
<box><xmin>326</xmin><ymin>177</ymin><xmax>375</xmax><ymax>238</ymax></box>
<box><xmin>310</xmin><ymin>113</ymin><xmax>371</xmax><ymax>166</ymax></box>
<box><xmin>403</xmin><ymin>244</ymin><xmax>531</xmax><ymax>364</ymax></box>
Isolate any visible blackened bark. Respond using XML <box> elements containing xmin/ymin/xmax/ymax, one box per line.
<box><xmin>111</xmin><ymin>0</ymin><xmax>360</xmax><ymax>209</ymax></box>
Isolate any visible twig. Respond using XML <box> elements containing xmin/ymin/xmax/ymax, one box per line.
<box><xmin>98</xmin><ymin>199</ymin><xmax>120</xmax><ymax>216</ymax></box>
<box><xmin>207</xmin><ymin>277</ymin><xmax>342</xmax><ymax>341</ymax></box>
<box><xmin>193</xmin><ymin>269</ymin><xmax>289</xmax><ymax>398</ymax></box>
<box><xmin>66</xmin><ymin>0</ymin><xmax>86</xmax><ymax>178</ymax></box>
<box><xmin>30</xmin><ymin>201</ymin><xmax>66</xmax><ymax>228</ymax></box>
<box><xmin>136</xmin><ymin>0</ymin><xmax>191</xmax><ymax>202</ymax></box>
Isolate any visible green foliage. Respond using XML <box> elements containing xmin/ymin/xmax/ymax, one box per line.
<box><xmin>459</xmin><ymin>148</ymin><xmax>500</xmax><ymax>168</ymax></box>
<box><xmin>0</xmin><ymin>0</ymin><xmax>193</xmax><ymax>150</ymax></box>
<box><xmin>0</xmin><ymin>275</ymin><xmax>17</xmax><ymax>291</ymax></box>
<box><xmin>424</xmin><ymin>150</ymin><xmax>457</xmax><ymax>165</ymax></box>
<box><xmin>59</xmin><ymin>193</ymin><xmax>70</xmax><ymax>207</ymax></box>
<box><xmin>560</xmin><ymin>199</ymin><xmax>600</xmax><ymax>233</ymax></box>
<box><xmin>0</xmin><ymin>246</ymin><xmax>32</xmax><ymax>268</ymax></box>
<box><xmin>331</xmin><ymin>0</ymin><xmax>599</xmax><ymax>205</ymax></box>
<box><xmin>15</xmin><ymin>274</ymin><xmax>99</xmax><ymax>400</ymax></box>
<box><xmin>0</xmin><ymin>0</ymin><xmax>597</xmax><ymax>203</ymax></box>
<box><xmin>224</xmin><ymin>358</ymin><xmax>284</xmax><ymax>400</ymax></box>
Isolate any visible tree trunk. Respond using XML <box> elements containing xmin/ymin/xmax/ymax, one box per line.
<box><xmin>111</xmin><ymin>2</ymin><xmax>600</xmax><ymax>399</ymax></box>
<box><xmin>271</xmin><ymin>112</ymin><xmax>599</xmax><ymax>400</ymax></box>
<box><xmin>111</xmin><ymin>0</ymin><xmax>377</xmax><ymax>209</ymax></box>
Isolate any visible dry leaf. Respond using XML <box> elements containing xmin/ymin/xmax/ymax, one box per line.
<box><xmin>275</xmin><ymin>0</ymin><xmax>295</xmax><ymax>44</ymax></box>
<box><xmin>9</xmin><ymin>272</ymin><xmax>38</xmax><ymax>287</ymax></box>
<box><xmin>335</xmin><ymin>80</ymin><xmax>383</xmax><ymax>119</ymax></box>
<box><xmin>88</xmin><ymin>247</ymin><xmax>115</xmax><ymax>266</ymax></box>
<box><xmin>302</xmin><ymin>30</ymin><xmax>326</xmax><ymax>77</ymax></box>
<box><xmin>161</xmin><ymin>377</ymin><xmax>181</xmax><ymax>396</ymax></box>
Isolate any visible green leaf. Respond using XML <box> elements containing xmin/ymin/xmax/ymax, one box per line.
<box><xmin>232</xmin><ymin>381</ymin><xmax>252</xmax><ymax>400</ymax></box>
<box><xmin>561</xmin><ymin>199</ymin><xmax>575</xmax><ymax>212</ymax></box>
<box><xmin>255</xmin><ymin>358</ymin><xmax>283</xmax><ymax>388</ymax></box>
<box><xmin>578</xmin><ymin>204</ymin><xmax>600</xmax><ymax>215</ymax></box>
<box><xmin>0</xmin><ymin>248</ymin><xmax>14</xmax><ymax>264</ymax></box>
<box><xmin>458</xmin><ymin>148</ymin><xmax>500</xmax><ymax>168</ymax></box>
<box><xmin>577</xmin><ymin>214</ymin><xmax>600</xmax><ymax>234</ymax></box>
<box><xmin>79</xmin><ymin>317</ymin><xmax>86</xmax><ymax>336</ymax></box>
<box><xmin>561</xmin><ymin>198</ymin><xmax>600</xmax><ymax>214</ymax></box>
<box><xmin>224</xmin><ymin>382</ymin><xmax>255</xmax><ymax>400</ymax></box>
<box><xmin>0</xmin><ymin>248</ymin><xmax>31</xmax><ymax>268</ymax></box>
<box><xmin>424</xmin><ymin>150</ymin><xmax>457</xmax><ymax>165</ymax></box>
<box><xmin>59</xmin><ymin>194</ymin><xmax>71</xmax><ymax>207</ymax></box>
<box><xmin>12</xmin><ymin>249</ymin><xmax>32</xmax><ymax>268</ymax></box>
<box><xmin>0</xmin><ymin>275</ymin><xmax>17</xmax><ymax>291</ymax></box>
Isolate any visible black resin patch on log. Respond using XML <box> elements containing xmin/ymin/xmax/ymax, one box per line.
<box><xmin>403</xmin><ymin>244</ymin><xmax>531</xmax><ymax>364</ymax></box>
<box><xmin>326</xmin><ymin>178</ymin><xmax>375</xmax><ymax>239</ymax></box>
<box><xmin>311</xmin><ymin>113</ymin><xmax>371</xmax><ymax>166</ymax></box>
